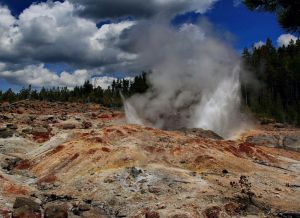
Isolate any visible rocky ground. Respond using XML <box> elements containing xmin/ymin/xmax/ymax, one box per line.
<box><xmin>0</xmin><ymin>100</ymin><xmax>299</xmax><ymax>218</ymax></box>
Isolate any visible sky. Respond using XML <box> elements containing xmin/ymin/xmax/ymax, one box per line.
<box><xmin>0</xmin><ymin>0</ymin><xmax>297</xmax><ymax>92</ymax></box>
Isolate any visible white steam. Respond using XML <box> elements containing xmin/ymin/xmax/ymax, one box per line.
<box><xmin>123</xmin><ymin>20</ymin><xmax>248</xmax><ymax>138</ymax></box>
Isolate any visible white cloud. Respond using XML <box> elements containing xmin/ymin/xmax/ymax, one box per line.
<box><xmin>0</xmin><ymin>6</ymin><xmax>15</xmax><ymax>28</ymax></box>
<box><xmin>0</xmin><ymin>64</ymin><xmax>90</xmax><ymax>87</ymax></box>
<box><xmin>277</xmin><ymin>34</ymin><xmax>298</xmax><ymax>47</ymax></box>
<box><xmin>0</xmin><ymin>0</ymin><xmax>220</xmax><ymax>88</ymax></box>
<box><xmin>0</xmin><ymin>2</ymin><xmax>136</xmax><ymax>67</ymax></box>
<box><xmin>253</xmin><ymin>40</ymin><xmax>265</xmax><ymax>49</ymax></box>
<box><xmin>0</xmin><ymin>1</ymin><xmax>138</xmax><ymax>87</ymax></box>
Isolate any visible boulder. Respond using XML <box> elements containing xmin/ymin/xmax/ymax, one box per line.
<box><xmin>12</xmin><ymin>197</ymin><xmax>41</xmax><ymax>218</ymax></box>
<box><xmin>62</xmin><ymin>123</ymin><xmax>76</xmax><ymax>130</ymax></box>
<box><xmin>82</xmin><ymin>121</ymin><xmax>92</xmax><ymax>129</ymax></box>
<box><xmin>44</xmin><ymin>205</ymin><xmax>68</xmax><ymax>218</ymax></box>
<box><xmin>0</xmin><ymin>127</ymin><xmax>14</xmax><ymax>138</ymax></box>
<box><xmin>13</xmin><ymin>207</ymin><xmax>41</xmax><ymax>218</ymax></box>
<box><xmin>13</xmin><ymin>197</ymin><xmax>40</xmax><ymax>211</ymax></box>
<box><xmin>16</xmin><ymin>107</ymin><xmax>25</xmax><ymax>114</ymax></box>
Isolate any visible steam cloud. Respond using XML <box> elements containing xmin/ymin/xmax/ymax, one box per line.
<box><xmin>123</xmin><ymin>19</ymin><xmax>248</xmax><ymax>138</ymax></box>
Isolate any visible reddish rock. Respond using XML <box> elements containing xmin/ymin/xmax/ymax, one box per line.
<box><xmin>203</xmin><ymin>206</ymin><xmax>221</xmax><ymax>218</ymax></box>
<box><xmin>14</xmin><ymin>160</ymin><xmax>31</xmax><ymax>170</ymax></box>
<box><xmin>238</xmin><ymin>142</ymin><xmax>255</xmax><ymax>156</ymax></box>
<box><xmin>101</xmin><ymin>147</ymin><xmax>111</xmax><ymax>152</ymax></box>
<box><xmin>82</xmin><ymin>121</ymin><xmax>92</xmax><ymax>129</ymax></box>
<box><xmin>145</xmin><ymin>210</ymin><xmax>160</xmax><ymax>218</ymax></box>
<box><xmin>13</xmin><ymin>197</ymin><xmax>41</xmax><ymax>218</ymax></box>
<box><xmin>38</xmin><ymin>173</ymin><xmax>57</xmax><ymax>184</ymax></box>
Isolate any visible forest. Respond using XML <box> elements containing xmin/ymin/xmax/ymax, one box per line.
<box><xmin>0</xmin><ymin>73</ymin><xmax>149</xmax><ymax>108</ymax></box>
<box><xmin>242</xmin><ymin>38</ymin><xmax>300</xmax><ymax>125</ymax></box>
<box><xmin>0</xmin><ymin>38</ymin><xmax>299</xmax><ymax>125</ymax></box>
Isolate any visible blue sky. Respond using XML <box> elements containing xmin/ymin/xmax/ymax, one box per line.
<box><xmin>173</xmin><ymin>0</ymin><xmax>284</xmax><ymax>50</ymax></box>
<box><xmin>0</xmin><ymin>0</ymin><xmax>288</xmax><ymax>91</ymax></box>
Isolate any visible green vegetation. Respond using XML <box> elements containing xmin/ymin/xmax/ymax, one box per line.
<box><xmin>243</xmin><ymin>0</ymin><xmax>300</xmax><ymax>33</ymax></box>
<box><xmin>1</xmin><ymin>39</ymin><xmax>300</xmax><ymax>126</ymax></box>
<box><xmin>241</xmin><ymin>38</ymin><xmax>300</xmax><ymax>125</ymax></box>
<box><xmin>0</xmin><ymin>73</ymin><xmax>149</xmax><ymax>108</ymax></box>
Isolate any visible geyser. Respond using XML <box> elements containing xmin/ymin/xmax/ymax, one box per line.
<box><xmin>123</xmin><ymin>20</ymin><xmax>248</xmax><ymax>138</ymax></box>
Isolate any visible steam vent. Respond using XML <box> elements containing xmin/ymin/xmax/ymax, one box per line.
<box><xmin>0</xmin><ymin>0</ymin><xmax>300</xmax><ymax>217</ymax></box>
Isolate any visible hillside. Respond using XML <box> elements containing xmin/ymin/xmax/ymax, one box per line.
<box><xmin>0</xmin><ymin>101</ymin><xmax>299</xmax><ymax>218</ymax></box>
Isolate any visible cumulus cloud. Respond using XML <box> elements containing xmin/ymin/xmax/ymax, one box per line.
<box><xmin>277</xmin><ymin>34</ymin><xmax>298</xmax><ymax>47</ymax></box>
<box><xmin>253</xmin><ymin>40</ymin><xmax>265</xmax><ymax>49</ymax></box>
<box><xmin>70</xmin><ymin>0</ymin><xmax>218</xmax><ymax>20</ymax></box>
<box><xmin>0</xmin><ymin>0</ymin><xmax>219</xmax><ymax>88</ymax></box>
<box><xmin>0</xmin><ymin>1</ymin><xmax>136</xmax><ymax>68</ymax></box>
<box><xmin>0</xmin><ymin>64</ymin><xmax>90</xmax><ymax>87</ymax></box>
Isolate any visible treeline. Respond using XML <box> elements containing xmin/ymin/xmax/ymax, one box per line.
<box><xmin>242</xmin><ymin>38</ymin><xmax>300</xmax><ymax>125</ymax></box>
<box><xmin>1</xmin><ymin>39</ymin><xmax>300</xmax><ymax>125</ymax></box>
<box><xmin>0</xmin><ymin>73</ymin><xmax>149</xmax><ymax>107</ymax></box>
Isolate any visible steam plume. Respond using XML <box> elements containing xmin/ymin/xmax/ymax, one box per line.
<box><xmin>123</xmin><ymin>19</ymin><xmax>248</xmax><ymax>138</ymax></box>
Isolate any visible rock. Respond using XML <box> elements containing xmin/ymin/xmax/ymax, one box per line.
<box><xmin>203</xmin><ymin>206</ymin><xmax>221</xmax><ymax>218</ymax></box>
<box><xmin>44</xmin><ymin>205</ymin><xmax>68</xmax><ymax>218</ymax></box>
<box><xmin>13</xmin><ymin>206</ymin><xmax>41</xmax><ymax>218</ymax></box>
<box><xmin>145</xmin><ymin>211</ymin><xmax>160</xmax><ymax>218</ymax></box>
<box><xmin>246</xmin><ymin>135</ymin><xmax>279</xmax><ymax>147</ymax></box>
<box><xmin>148</xmin><ymin>186</ymin><xmax>162</xmax><ymax>195</ymax></box>
<box><xmin>12</xmin><ymin>197</ymin><xmax>42</xmax><ymax>218</ymax></box>
<box><xmin>7</xmin><ymin>123</ymin><xmax>18</xmax><ymax>130</ymax></box>
<box><xmin>283</xmin><ymin>136</ymin><xmax>300</xmax><ymax>151</ymax></box>
<box><xmin>222</xmin><ymin>169</ymin><xmax>229</xmax><ymax>174</ymax></box>
<box><xmin>16</xmin><ymin>107</ymin><xmax>25</xmax><ymax>114</ymax></box>
<box><xmin>0</xmin><ymin>128</ymin><xmax>14</xmax><ymax>138</ymax></box>
<box><xmin>31</xmin><ymin>127</ymin><xmax>48</xmax><ymax>135</ymax></box>
<box><xmin>59</xmin><ymin>115</ymin><xmax>68</xmax><ymax>121</ymax></box>
<box><xmin>1</xmin><ymin>158</ymin><xmax>22</xmax><ymax>171</ymax></box>
<box><xmin>31</xmin><ymin>126</ymin><xmax>51</xmax><ymax>142</ymax></box>
<box><xmin>41</xmin><ymin>115</ymin><xmax>56</xmax><ymax>122</ymax></box>
<box><xmin>129</xmin><ymin>167</ymin><xmax>143</xmax><ymax>178</ymax></box>
<box><xmin>82</xmin><ymin>121</ymin><xmax>92</xmax><ymax>129</ymax></box>
<box><xmin>44</xmin><ymin>194</ymin><xmax>74</xmax><ymax>203</ymax></box>
<box><xmin>13</xmin><ymin>197</ymin><xmax>40</xmax><ymax>212</ymax></box>
<box><xmin>78</xmin><ymin>203</ymin><xmax>90</xmax><ymax>212</ymax></box>
<box><xmin>181</xmin><ymin>128</ymin><xmax>223</xmax><ymax>140</ymax></box>
<box><xmin>62</xmin><ymin>123</ymin><xmax>76</xmax><ymax>130</ymax></box>
<box><xmin>224</xmin><ymin>202</ymin><xmax>240</xmax><ymax>216</ymax></box>
<box><xmin>22</xmin><ymin>128</ymin><xmax>32</xmax><ymax>134</ymax></box>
